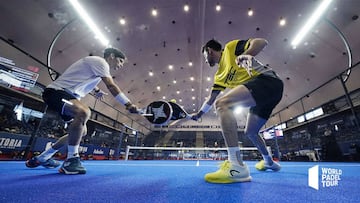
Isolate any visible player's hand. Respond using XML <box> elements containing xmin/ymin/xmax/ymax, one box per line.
<box><xmin>125</xmin><ymin>103</ymin><xmax>139</xmax><ymax>114</ymax></box>
<box><xmin>236</xmin><ymin>54</ymin><xmax>253</xmax><ymax>76</ymax></box>
<box><xmin>191</xmin><ymin>112</ymin><xmax>202</xmax><ymax>121</ymax></box>
<box><xmin>94</xmin><ymin>89</ymin><xmax>108</xmax><ymax>100</ymax></box>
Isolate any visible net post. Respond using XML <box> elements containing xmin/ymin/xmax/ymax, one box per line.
<box><xmin>125</xmin><ymin>145</ymin><xmax>130</xmax><ymax>161</ymax></box>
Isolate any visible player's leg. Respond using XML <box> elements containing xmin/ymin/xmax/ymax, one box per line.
<box><xmin>25</xmin><ymin>134</ymin><xmax>68</xmax><ymax>168</ymax></box>
<box><xmin>245</xmin><ymin>113</ymin><xmax>281</xmax><ymax>171</ymax></box>
<box><xmin>26</xmin><ymin>125</ymin><xmax>85</xmax><ymax>169</ymax></box>
<box><xmin>216</xmin><ymin>85</ymin><xmax>256</xmax><ymax>164</ymax></box>
<box><xmin>51</xmin><ymin>133</ymin><xmax>69</xmax><ymax>149</ymax></box>
<box><xmin>242</xmin><ymin>75</ymin><xmax>284</xmax><ymax>171</ymax></box>
<box><xmin>204</xmin><ymin>85</ymin><xmax>255</xmax><ymax>183</ymax></box>
<box><xmin>25</xmin><ymin>89</ymin><xmax>73</xmax><ymax>169</ymax></box>
<box><xmin>58</xmin><ymin>99</ymin><xmax>90</xmax><ymax>174</ymax></box>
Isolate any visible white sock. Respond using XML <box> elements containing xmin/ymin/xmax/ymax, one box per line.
<box><xmin>262</xmin><ymin>154</ymin><xmax>273</xmax><ymax>165</ymax></box>
<box><xmin>38</xmin><ymin>147</ymin><xmax>58</xmax><ymax>162</ymax></box>
<box><xmin>67</xmin><ymin>145</ymin><xmax>80</xmax><ymax>159</ymax></box>
<box><xmin>227</xmin><ymin>147</ymin><xmax>243</xmax><ymax>165</ymax></box>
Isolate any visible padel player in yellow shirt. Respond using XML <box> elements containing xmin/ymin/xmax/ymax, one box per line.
<box><xmin>192</xmin><ymin>38</ymin><xmax>283</xmax><ymax>183</ymax></box>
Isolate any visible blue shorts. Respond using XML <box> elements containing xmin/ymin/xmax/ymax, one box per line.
<box><xmin>42</xmin><ymin>88</ymin><xmax>77</xmax><ymax>122</ymax></box>
<box><xmin>243</xmin><ymin>73</ymin><xmax>283</xmax><ymax>119</ymax></box>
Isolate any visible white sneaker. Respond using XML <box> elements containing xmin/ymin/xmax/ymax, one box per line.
<box><xmin>204</xmin><ymin>160</ymin><xmax>252</xmax><ymax>183</ymax></box>
<box><xmin>255</xmin><ymin>160</ymin><xmax>281</xmax><ymax>171</ymax></box>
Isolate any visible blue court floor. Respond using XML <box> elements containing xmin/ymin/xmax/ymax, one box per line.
<box><xmin>0</xmin><ymin>160</ymin><xmax>359</xmax><ymax>203</ymax></box>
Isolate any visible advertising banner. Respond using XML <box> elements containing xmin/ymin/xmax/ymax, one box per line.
<box><xmin>0</xmin><ymin>132</ymin><xmax>31</xmax><ymax>151</ymax></box>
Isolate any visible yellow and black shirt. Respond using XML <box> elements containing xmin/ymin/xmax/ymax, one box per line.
<box><xmin>212</xmin><ymin>39</ymin><xmax>272</xmax><ymax>91</ymax></box>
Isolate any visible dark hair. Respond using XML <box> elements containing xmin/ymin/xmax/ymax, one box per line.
<box><xmin>202</xmin><ymin>39</ymin><xmax>222</xmax><ymax>53</ymax></box>
<box><xmin>104</xmin><ymin>48</ymin><xmax>126</xmax><ymax>59</ymax></box>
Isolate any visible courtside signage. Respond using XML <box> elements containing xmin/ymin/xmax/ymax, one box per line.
<box><xmin>308</xmin><ymin>165</ymin><xmax>342</xmax><ymax>190</ymax></box>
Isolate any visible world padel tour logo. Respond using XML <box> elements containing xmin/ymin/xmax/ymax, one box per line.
<box><xmin>308</xmin><ymin>165</ymin><xmax>342</xmax><ymax>190</ymax></box>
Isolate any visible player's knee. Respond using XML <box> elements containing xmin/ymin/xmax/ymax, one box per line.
<box><xmin>74</xmin><ymin>107</ymin><xmax>91</xmax><ymax>123</ymax></box>
<box><xmin>215</xmin><ymin>97</ymin><xmax>231</xmax><ymax>111</ymax></box>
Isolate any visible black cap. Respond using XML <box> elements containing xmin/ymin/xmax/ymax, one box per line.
<box><xmin>104</xmin><ymin>48</ymin><xmax>126</xmax><ymax>59</ymax></box>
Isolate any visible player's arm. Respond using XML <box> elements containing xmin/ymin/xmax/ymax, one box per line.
<box><xmin>242</xmin><ymin>38</ymin><xmax>268</xmax><ymax>56</ymax></box>
<box><xmin>101</xmin><ymin>76</ymin><xmax>138</xmax><ymax>113</ymax></box>
<box><xmin>235</xmin><ymin>38</ymin><xmax>268</xmax><ymax>73</ymax></box>
<box><xmin>191</xmin><ymin>89</ymin><xmax>221</xmax><ymax>120</ymax></box>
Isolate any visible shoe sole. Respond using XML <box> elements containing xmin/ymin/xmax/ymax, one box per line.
<box><xmin>205</xmin><ymin>176</ymin><xmax>252</xmax><ymax>184</ymax></box>
<box><xmin>42</xmin><ymin>161</ymin><xmax>61</xmax><ymax>169</ymax></box>
<box><xmin>42</xmin><ymin>165</ymin><xmax>60</xmax><ymax>169</ymax></box>
<box><xmin>25</xmin><ymin>162</ymin><xmax>40</xmax><ymax>168</ymax></box>
<box><xmin>268</xmin><ymin>166</ymin><xmax>281</xmax><ymax>172</ymax></box>
<box><xmin>255</xmin><ymin>162</ymin><xmax>281</xmax><ymax>172</ymax></box>
<box><xmin>26</xmin><ymin>159</ymin><xmax>60</xmax><ymax>169</ymax></box>
<box><xmin>255</xmin><ymin>166</ymin><xmax>281</xmax><ymax>171</ymax></box>
<box><xmin>255</xmin><ymin>167</ymin><xmax>267</xmax><ymax>171</ymax></box>
<box><xmin>25</xmin><ymin>160</ymin><xmax>41</xmax><ymax>168</ymax></box>
<box><xmin>59</xmin><ymin>167</ymin><xmax>86</xmax><ymax>175</ymax></box>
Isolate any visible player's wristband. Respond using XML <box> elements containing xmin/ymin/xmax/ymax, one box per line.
<box><xmin>115</xmin><ymin>93</ymin><xmax>131</xmax><ymax>106</ymax></box>
<box><xmin>200</xmin><ymin>103</ymin><xmax>212</xmax><ymax>114</ymax></box>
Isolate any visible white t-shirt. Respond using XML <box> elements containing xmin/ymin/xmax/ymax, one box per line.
<box><xmin>47</xmin><ymin>56</ymin><xmax>111</xmax><ymax>98</ymax></box>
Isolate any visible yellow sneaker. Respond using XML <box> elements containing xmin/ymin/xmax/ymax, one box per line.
<box><xmin>204</xmin><ymin>160</ymin><xmax>252</xmax><ymax>183</ymax></box>
<box><xmin>255</xmin><ymin>160</ymin><xmax>281</xmax><ymax>171</ymax></box>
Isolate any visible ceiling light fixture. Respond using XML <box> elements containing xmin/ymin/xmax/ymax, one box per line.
<box><xmin>215</xmin><ymin>3</ymin><xmax>221</xmax><ymax>12</ymax></box>
<box><xmin>151</xmin><ymin>8</ymin><xmax>158</xmax><ymax>16</ymax></box>
<box><xmin>119</xmin><ymin>17</ymin><xmax>126</xmax><ymax>25</ymax></box>
<box><xmin>68</xmin><ymin>0</ymin><xmax>109</xmax><ymax>47</ymax></box>
<box><xmin>279</xmin><ymin>17</ymin><xmax>286</xmax><ymax>26</ymax></box>
<box><xmin>291</xmin><ymin>0</ymin><xmax>333</xmax><ymax>49</ymax></box>
<box><xmin>184</xmin><ymin>4</ymin><xmax>190</xmax><ymax>12</ymax></box>
<box><xmin>248</xmin><ymin>8</ymin><xmax>253</xmax><ymax>16</ymax></box>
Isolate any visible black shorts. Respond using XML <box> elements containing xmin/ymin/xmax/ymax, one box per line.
<box><xmin>42</xmin><ymin>88</ymin><xmax>77</xmax><ymax>122</ymax></box>
<box><xmin>243</xmin><ymin>73</ymin><xmax>283</xmax><ymax>120</ymax></box>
